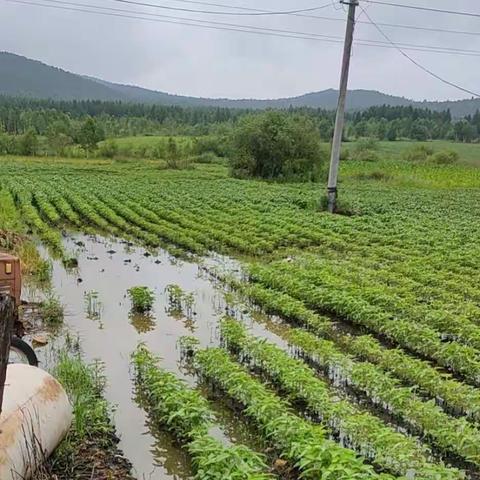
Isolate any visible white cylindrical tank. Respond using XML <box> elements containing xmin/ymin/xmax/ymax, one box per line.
<box><xmin>0</xmin><ymin>364</ymin><xmax>73</xmax><ymax>480</ymax></box>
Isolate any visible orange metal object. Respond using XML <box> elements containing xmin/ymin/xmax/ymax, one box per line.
<box><xmin>0</xmin><ymin>254</ymin><xmax>21</xmax><ymax>306</ymax></box>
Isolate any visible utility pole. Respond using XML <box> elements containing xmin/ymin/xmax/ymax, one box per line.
<box><xmin>326</xmin><ymin>0</ymin><xmax>358</xmax><ymax>213</ymax></box>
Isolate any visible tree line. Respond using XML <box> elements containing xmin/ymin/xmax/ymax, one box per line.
<box><xmin>1</xmin><ymin>96</ymin><xmax>480</xmax><ymax>143</ymax></box>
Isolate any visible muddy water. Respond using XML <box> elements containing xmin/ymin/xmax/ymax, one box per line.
<box><xmin>34</xmin><ymin>233</ymin><xmax>285</xmax><ymax>480</ymax></box>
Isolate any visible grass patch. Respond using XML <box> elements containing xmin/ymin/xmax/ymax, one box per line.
<box><xmin>47</xmin><ymin>353</ymin><xmax>133</xmax><ymax>479</ymax></box>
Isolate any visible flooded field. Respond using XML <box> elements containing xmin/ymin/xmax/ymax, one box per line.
<box><xmin>30</xmin><ymin>233</ymin><xmax>285</xmax><ymax>480</ymax></box>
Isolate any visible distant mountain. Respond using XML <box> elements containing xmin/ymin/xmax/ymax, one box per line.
<box><xmin>1</xmin><ymin>51</ymin><xmax>479</xmax><ymax>117</ymax></box>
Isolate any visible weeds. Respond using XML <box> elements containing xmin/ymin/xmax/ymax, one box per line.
<box><xmin>40</xmin><ymin>293</ymin><xmax>64</xmax><ymax>326</ymax></box>
<box><xmin>48</xmin><ymin>353</ymin><xmax>133</xmax><ymax>479</ymax></box>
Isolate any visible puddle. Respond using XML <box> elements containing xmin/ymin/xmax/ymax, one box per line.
<box><xmin>28</xmin><ymin>233</ymin><xmax>284</xmax><ymax>480</ymax></box>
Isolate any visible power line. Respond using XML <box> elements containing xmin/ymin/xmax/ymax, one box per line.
<box><xmin>361</xmin><ymin>0</ymin><xmax>480</xmax><ymax>19</ymax></box>
<box><xmin>123</xmin><ymin>0</ymin><xmax>480</xmax><ymax>36</ymax></box>
<box><xmin>361</xmin><ymin>21</ymin><xmax>480</xmax><ymax>38</ymax></box>
<box><xmin>4</xmin><ymin>0</ymin><xmax>347</xmax><ymax>42</ymax></box>
<box><xmin>10</xmin><ymin>0</ymin><xmax>480</xmax><ymax>57</ymax></box>
<box><xmin>97</xmin><ymin>0</ymin><xmax>334</xmax><ymax>16</ymax></box>
<box><xmin>103</xmin><ymin>0</ymin><xmax>334</xmax><ymax>16</ymax></box>
<box><xmin>359</xmin><ymin>6</ymin><xmax>480</xmax><ymax>98</ymax></box>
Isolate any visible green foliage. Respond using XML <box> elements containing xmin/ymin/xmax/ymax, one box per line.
<box><xmin>17</xmin><ymin>129</ymin><xmax>38</xmax><ymax>156</ymax></box>
<box><xmin>230</xmin><ymin>111</ymin><xmax>326</xmax><ymax>181</ymax></box>
<box><xmin>194</xmin><ymin>347</ymin><xmax>388</xmax><ymax>480</ymax></box>
<box><xmin>49</xmin><ymin>353</ymin><xmax>130</xmax><ymax>479</ymax></box>
<box><xmin>220</xmin><ymin>318</ymin><xmax>461</xmax><ymax>478</ymax></box>
<box><xmin>98</xmin><ymin>139</ymin><xmax>119</xmax><ymax>159</ymax></box>
<box><xmin>402</xmin><ymin>145</ymin><xmax>459</xmax><ymax>166</ymax></box>
<box><xmin>76</xmin><ymin>117</ymin><xmax>105</xmax><ymax>153</ymax></box>
<box><xmin>127</xmin><ymin>286</ymin><xmax>155</xmax><ymax>312</ymax></box>
<box><xmin>165</xmin><ymin>284</ymin><xmax>195</xmax><ymax>317</ymax></box>
<box><xmin>192</xmin><ymin>135</ymin><xmax>229</xmax><ymax>157</ymax></box>
<box><xmin>54</xmin><ymin>353</ymin><xmax>110</xmax><ymax>443</ymax></box>
<box><xmin>402</xmin><ymin>144</ymin><xmax>434</xmax><ymax>162</ymax></box>
<box><xmin>40</xmin><ymin>293</ymin><xmax>64</xmax><ymax>325</ymax></box>
<box><xmin>190</xmin><ymin>152</ymin><xmax>224</xmax><ymax>164</ymax></box>
<box><xmin>429</xmin><ymin>149</ymin><xmax>459</xmax><ymax>165</ymax></box>
<box><xmin>132</xmin><ymin>346</ymin><xmax>271</xmax><ymax>480</ymax></box>
<box><xmin>228</xmin><ymin>278</ymin><xmax>480</xmax><ymax>425</ymax></box>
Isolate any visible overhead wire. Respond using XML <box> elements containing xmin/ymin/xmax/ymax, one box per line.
<box><xmin>113</xmin><ymin>0</ymin><xmax>480</xmax><ymax>36</ymax></box>
<box><xmin>360</xmin><ymin>1</ymin><xmax>480</xmax><ymax>19</ymax></box>
<box><xmin>359</xmin><ymin>6</ymin><xmax>480</xmax><ymax>98</ymax></box>
<box><xmin>70</xmin><ymin>0</ymin><xmax>335</xmax><ymax>16</ymax></box>
<box><xmin>5</xmin><ymin>0</ymin><xmax>480</xmax><ymax>57</ymax></box>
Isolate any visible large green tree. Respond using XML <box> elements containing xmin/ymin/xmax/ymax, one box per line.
<box><xmin>76</xmin><ymin>117</ymin><xmax>105</xmax><ymax>154</ymax></box>
<box><xmin>230</xmin><ymin>111</ymin><xmax>326</xmax><ymax>182</ymax></box>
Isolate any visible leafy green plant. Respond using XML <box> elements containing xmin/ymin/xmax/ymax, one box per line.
<box><xmin>351</xmin><ymin>138</ymin><xmax>379</xmax><ymax>162</ymax></box>
<box><xmin>40</xmin><ymin>293</ymin><xmax>64</xmax><ymax>325</ymax></box>
<box><xmin>50</xmin><ymin>353</ymin><xmax>133</xmax><ymax>479</ymax></box>
<box><xmin>229</xmin><ymin>111</ymin><xmax>326</xmax><ymax>181</ymax></box>
<box><xmin>127</xmin><ymin>286</ymin><xmax>155</xmax><ymax>312</ymax></box>
<box><xmin>229</xmin><ymin>278</ymin><xmax>480</xmax><ymax>424</ymax></box>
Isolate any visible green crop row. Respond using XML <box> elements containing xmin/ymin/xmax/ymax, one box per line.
<box><xmin>193</xmin><ymin>346</ymin><xmax>393</xmax><ymax>480</ymax></box>
<box><xmin>7</xmin><ymin>182</ymin><xmax>64</xmax><ymax>255</ymax></box>
<box><xmin>229</xmin><ymin>278</ymin><xmax>480</xmax><ymax>424</ymax></box>
<box><xmin>248</xmin><ymin>264</ymin><xmax>480</xmax><ymax>384</ymax></box>
<box><xmin>132</xmin><ymin>345</ymin><xmax>273</xmax><ymax>480</ymax></box>
<box><xmin>220</xmin><ymin>318</ymin><xmax>462</xmax><ymax>479</ymax></box>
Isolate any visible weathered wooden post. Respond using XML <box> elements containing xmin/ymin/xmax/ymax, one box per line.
<box><xmin>0</xmin><ymin>294</ymin><xmax>14</xmax><ymax>415</ymax></box>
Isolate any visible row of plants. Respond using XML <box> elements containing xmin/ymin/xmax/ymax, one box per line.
<box><xmin>248</xmin><ymin>264</ymin><xmax>480</xmax><ymax>385</ymax></box>
<box><xmin>96</xmin><ymin>189</ymin><xmax>207</xmax><ymax>254</ymax></box>
<box><xmin>281</xmin><ymin>255</ymin><xmax>480</xmax><ymax>351</ymax></box>
<box><xmin>219</xmin><ymin>318</ymin><xmax>463</xmax><ymax>478</ymax></box>
<box><xmin>7</xmin><ymin>183</ymin><xmax>65</xmax><ymax>255</ymax></box>
<box><xmin>288</xmin><ymin>327</ymin><xmax>480</xmax><ymax>468</ymax></box>
<box><xmin>132</xmin><ymin>345</ymin><xmax>273</xmax><ymax>480</ymax></box>
<box><xmin>227</xmin><ymin>278</ymin><xmax>480</xmax><ymax>424</ymax></box>
<box><xmin>192</xmin><ymin>346</ymin><xmax>393</xmax><ymax>480</ymax></box>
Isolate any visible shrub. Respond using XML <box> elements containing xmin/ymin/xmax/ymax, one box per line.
<box><xmin>98</xmin><ymin>139</ymin><xmax>119</xmax><ymax>159</ymax></box>
<box><xmin>229</xmin><ymin>111</ymin><xmax>326</xmax><ymax>182</ymax></box>
<box><xmin>128</xmin><ymin>286</ymin><xmax>155</xmax><ymax>312</ymax></box>
<box><xmin>402</xmin><ymin>144</ymin><xmax>434</xmax><ymax>162</ymax></box>
<box><xmin>340</xmin><ymin>147</ymin><xmax>351</xmax><ymax>161</ymax></box>
<box><xmin>428</xmin><ymin>150</ymin><xmax>459</xmax><ymax>165</ymax></box>
<box><xmin>17</xmin><ymin>129</ymin><xmax>39</xmax><ymax>156</ymax></box>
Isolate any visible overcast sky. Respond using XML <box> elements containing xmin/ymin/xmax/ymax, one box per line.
<box><xmin>0</xmin><ymin>0</ymin><xmax>478</xmax><ymax>101</ymax></box>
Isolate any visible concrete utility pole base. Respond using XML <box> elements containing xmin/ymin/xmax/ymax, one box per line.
<box><xmin>327</xmin><ymin>188</ymin><xmax>337</xmax><ymax>213</ymax></box>
<box><xmin>326</xmin><ymin>0</ymin><xmax>358</xmax><ymax>213</ymax></box>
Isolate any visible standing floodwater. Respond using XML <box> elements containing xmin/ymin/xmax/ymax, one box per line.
<box><xmin>42</xmin><ymin>234</ymin><xmax>232</xmax><ymax>479</ymax></box>
<box><xmin>28</xmin><ymin>233</ymin><xmax>289</xmax><ymax>479</ymax></box>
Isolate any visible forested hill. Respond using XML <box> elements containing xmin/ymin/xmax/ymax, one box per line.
<box><xmin>1</xmin><ymin>51</ymin><xmax>480</xmax><ymax>117</ymax></box>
